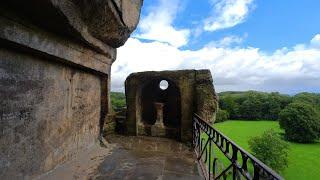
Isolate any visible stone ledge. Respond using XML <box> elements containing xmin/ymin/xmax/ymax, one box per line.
<box><xmin>0</xmin><ymin>15</ymin><xmax>114</xmax><ymax>75</ymax></box>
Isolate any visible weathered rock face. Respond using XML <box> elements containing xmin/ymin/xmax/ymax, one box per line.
<box><xmin>0</xmin><ymin>0</ymin><xmax>142</xmax><ymax>178</ymax></box>
<box><xmin>195</xmin><ymin>70</ymin><xmax>219</xmax><ymax>123</ymax></box>
<box><xmin>1</xmin><ymin>0</ymin><xmax>143</xmax><ymax>55</ymax></box>
<box><xmin>0</xmin><ymin>48</ymin><xmax>101</xmax><ymax>179</ymax></box>
<box><xmin>76</xmin><ymin>0</ymin><xmax>143</xmax><ymax>47</ymax></box>
<box><xmin>124</xmin><ymin>70</ymin><xmax>218</xmax><ymax>143</ymax></box>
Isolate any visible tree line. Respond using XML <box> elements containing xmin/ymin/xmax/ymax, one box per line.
<box><xmin>217</xmin><ymin>91</ymin><xmax>320</xmax><ymax>143</ymax></box>
<box><xmin>217</xmin><ymin>91</ymin><xmax>320</xmax><ymax>121</ymax></box>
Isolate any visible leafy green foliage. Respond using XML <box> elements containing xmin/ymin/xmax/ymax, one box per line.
<box><xmin>215</xmin><ymin>109</ymin><xmax>229</xmax><ymax>123</ymax></box>
<box><xmin>279</xmin><ymin>102</ymin><xmax>320</xmax><ymax>143</ymax></box>
<box><xmin>219</xmin><ymin>91</ymin><xmax>320</xmax><ymax>143</ymax></box>
<box><xmin>110</xmin><ymin>92</ymin><xmax>126</xmax><ymax>111</ymax></box>
<box><xmin>219</xmin><ymin>95</ymin><xmax>240</xmax><ymax>118</ymax></box>
<box><xmin>219</xmin><ymin>91</ymin><xmax>291</xmax><ymax>120</ymax></box>
<box><xmin>292</xmin><ymin>92</ymin><xmax>320</xmax><ymax>112</ymax></box>
<box><xmin>249</xmin><ymin>129</ymin><xmax>289</xmax><ymax>173</ymax></box>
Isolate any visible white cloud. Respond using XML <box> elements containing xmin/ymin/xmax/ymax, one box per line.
<box><xmin>204</xmin><ymin>0</ymin><xmax>254</xmax><ymax>31</ymax></box>
<box><xmin>134</xmin><ymin>0</ymin><xmax>190</xmax><ymax>47</ymax></box>
<box><xmin>311</xmin><ymin>34</ymin><xmax>320</xmax><ymax>48</ymax></box>
<box><xmin>112</xmin><ymin>34</ymin><xmax>320</xmax><ymax>93</ymax></box>
<box><xmin>111</xmin><ymin>38</ymin><xmax>184</xmax><ymax>91</ymax></box>
<box><xmin>206</xmin><ymin>35</ymin><xmax>246</xmax><ymax>47</ymax></box>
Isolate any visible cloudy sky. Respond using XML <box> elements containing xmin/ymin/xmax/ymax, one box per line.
<box><xmin>112</xmin><ymin>0</ymin><xmax>320</xmax><ymax>94</ymax></box>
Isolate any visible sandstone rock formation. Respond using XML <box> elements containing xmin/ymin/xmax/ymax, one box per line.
<box><xmin>1</xmin><ymin>0</ymin><xmax>143</xmax><ymax>58</ymax></box>
<box><xmin>0</xmin><ymin>0</ymin><xmax>142</xmax><ymax>178</ymax></box>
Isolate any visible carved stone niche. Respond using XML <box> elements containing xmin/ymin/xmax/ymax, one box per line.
<box><xmin>125</xmin><ymin>69</ymin><xmax>219</xmax><ymax>143</ymax></box>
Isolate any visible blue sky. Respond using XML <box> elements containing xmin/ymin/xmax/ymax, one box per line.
<box><xmin>112</xmin><ymin>0</ymin><xmax>320</xmax><ymax>94</ymax></box>
<box><xmin>176</xmin><ymin>0</ymin><xmax>320</xmax><ymax>51</ymax></box>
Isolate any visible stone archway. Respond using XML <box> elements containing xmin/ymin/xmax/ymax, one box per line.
<box><xmin>139</xmin><ymin>78</ymin><xmax>181</xmax><ymax>139</ymax></box>
<box><xmin>125</xmin><ymin>70</ymin><xmax>218</xmax><ymax>143</ymax></box>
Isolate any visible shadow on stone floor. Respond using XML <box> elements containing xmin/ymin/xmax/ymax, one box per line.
<box><xmin>38</xmin><ymin>135</ymin><xmax>203</xmax><ymax>180</ymax></box>
<box><xmin>92</xmin><ymin>135</ymin><xmax>203</xmax><ymax>180</ymax></box>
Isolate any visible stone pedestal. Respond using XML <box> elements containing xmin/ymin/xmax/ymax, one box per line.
<box><xmin>151</xmin><ymin>102</ymin><xmax>166</xmax><ymax>136</ymax></box>
<box><xmin>154</xmin><ymin>102</ymin><xmax>164</xmax><ymax>127</ymax></box>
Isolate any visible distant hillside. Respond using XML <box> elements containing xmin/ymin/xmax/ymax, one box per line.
<box><xmin>218</xmin><ymin>90</ymin><xmax>269</xmax><ymax>96</ymax></box>
<box><xmin>218</xmin><ymin>91</ymin><xmax>249</xmax><ymax>96</ymax></box>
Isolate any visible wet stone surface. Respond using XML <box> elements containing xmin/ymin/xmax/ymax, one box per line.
<box><xmin>38</xmin><ymin>135</ymin><xmax>203</xmax><ymax>180</ymax></box>
<box><xmin>92</xmin><ymin>135</ymin><xmax>203</xmax><ymax>180</ymax></box>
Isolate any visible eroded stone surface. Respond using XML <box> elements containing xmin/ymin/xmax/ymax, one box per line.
<box><xmin>0</xmin><ymin>47</ymin><xmax>101</xmax><ymax>179</ymax></box>
<box><xmin>1</xmin><ymin>0</ymin><xmax>143</xmax><ymax>52</ymax></box>
<box><xmin>0</xmin><ymin>0</ymin><xmax>143</xmax><ymax>178</ymax></box>
<box><xmin>195</xmin><ymin>70</ymin><xmax>219</xmax><ymax>123</ymax></box>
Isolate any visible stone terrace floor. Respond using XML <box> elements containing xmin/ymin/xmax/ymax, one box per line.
<box><xmin>39</xmin><ymin>135</ymin><xmax>203</xmax><ymax>180</ymax></box>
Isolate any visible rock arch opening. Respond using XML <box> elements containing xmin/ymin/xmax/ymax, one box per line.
<box><xmin>140</xmin><ymin>78</ymin><xmax>181</xmax><ymax>138</ymax></box>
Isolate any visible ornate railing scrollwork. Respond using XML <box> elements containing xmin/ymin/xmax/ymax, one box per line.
<box><xmin>193</xmin><ymin>114</ymin><xmax>283</xmax><ymax>180</ymax></box>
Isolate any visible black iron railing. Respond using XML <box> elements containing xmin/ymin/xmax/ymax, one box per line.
<box><xmin>193</xmin><ymin>114</ymin><xmax>283</xmax><ymax>180</ymax></box>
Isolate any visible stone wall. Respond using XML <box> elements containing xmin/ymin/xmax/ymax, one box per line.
<box><xmin>125</xmin><ymin>70</ymin><xmax>218</xmax><ymax>143</ymax></box>
<box><xmin>0</xmin><ymin>47</ymin><xmax>101</xmax><ymax>179</ymax></box>
<box><xmin>0</xmin><ymin>0</ymin><xmax>142</xmax><ymax>178</ymax></box>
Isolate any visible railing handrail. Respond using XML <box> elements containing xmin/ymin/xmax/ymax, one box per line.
<box><xmin>193</xmin><ymin>113</ymin><xmax>283</xmax><ymax>180</ymax></box>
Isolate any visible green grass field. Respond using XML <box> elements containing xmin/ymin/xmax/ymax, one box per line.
<box><xmin>214</xmin><ymin>120</ymin><xmax>320</xmax><ymax>180</ymax></box>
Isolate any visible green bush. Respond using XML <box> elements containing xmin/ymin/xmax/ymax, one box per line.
<box><xmin>279</xmin><ymin>103</ymin><xmax>320</xmax><ymax>143</ymax></box>
<box><xmin>249</xmin><ymin>129</ymin><xmax>289</xmax><ymax>173</ymax></box>
<box><xmin>110</xmin><ymin>92</ymin><xmax>126</xmax><ymax>111</ymax></box>
<box><xmin>215</xmin><ymin>109</ymin><xmax>229</xmax><ymax>123</ymax></box>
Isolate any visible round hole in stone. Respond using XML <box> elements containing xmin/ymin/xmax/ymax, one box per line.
<box><xmin>159</xmin><ymin>80</ymin><xmax>169</xmax><ymax>90</ymax></box>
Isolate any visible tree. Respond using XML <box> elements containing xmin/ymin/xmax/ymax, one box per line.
<box><xmin>261</xmin><ymin>92</ymin><xmax>291</xmax><ymax>120</ymax></box>
<box><xmin>110</xmin><ymin>92</ymin><xmax>126</xmax><ymax>111</ymax></box>
<box><xmin>249</xmin><ymin>129</ymin><xmax>289</xmax><ymax>173</ymax></box>
<box><xmin>219</xmin><ymin>95</ymin><xmax>239</xmax><ymax>119</ymax></box>
<box><xmin>215</xmin><ymin>109</ymin><xmax>229</xmax><ymax>123</ymax></box>
<box><xmin>292</xmin><ymin>92</ymin><xmax>320</xmax><ymax>112</ymax></box>
<box><xmin>240</xmin><ymin>98</ymin><xmax>261</xmax><ymax>119</ymax></box>
<box><xmin>219</xmin><ymin>91</ymin><xmax>291</xmax><ymax>121</ymax></box>
<box><xmin>279</xmin><ymin>102</ymin><xmax>320</xmax><ymax>143</ymax></box>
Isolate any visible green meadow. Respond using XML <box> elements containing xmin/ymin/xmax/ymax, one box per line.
<box><xmin>214</xmin><ymin>120</ymin><xmax>320</xmax><ymax>180</ymax></box>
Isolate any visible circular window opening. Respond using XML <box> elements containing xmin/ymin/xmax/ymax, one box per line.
<box><xmin>159</xmin><ymin>80</ymin><xmax>169</xmax><ymax>90</ymax></box>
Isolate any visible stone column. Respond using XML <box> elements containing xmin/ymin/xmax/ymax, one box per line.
<box><xmin>151</xmin><ymin>102</ymin><xmax>166</xmax><ymax>137</ymax></box>
<box><xmin>154</xmin><ymin>102</ymin><xmax>164</xmax><ymax>127</ymax></box>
